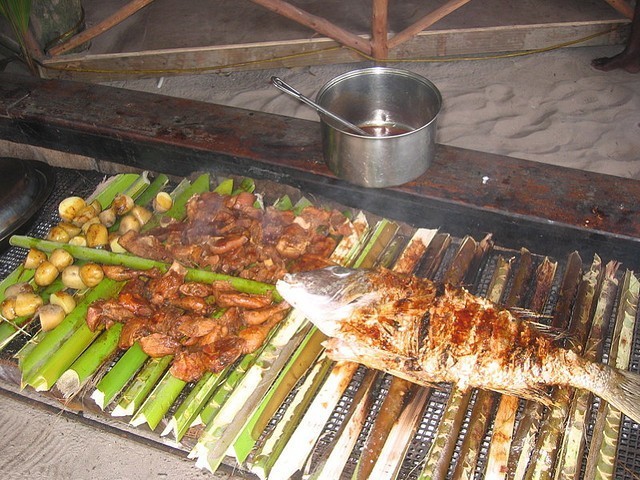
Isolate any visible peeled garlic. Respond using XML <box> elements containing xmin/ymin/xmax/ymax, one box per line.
<box><xmin>34</xmin><ymin>261</ymin><xmax>60</xmax><ymax>287</ymax></box>
<box><xmin>14</xmin><ymin>292</ymin><xmax>43</xmax><ymax>317</ymax></box>
<box><xmin>79</xmin><ymin>263</ymin><xmax>104</xmax><ymax>288</ymax></box>
<box><xmin>61</xmin><ymin>265</ymin><xmax>87</xmax><ymax>290</ymax></box>
<box><xmin>118</xmin><ymin>214</ymin><xmax>141</xmax><ymax>234</ymax></box>
<box><xmin>49</xmin><ymin>248</ymin><xmax>74</xmax><ymax>271</ymax></box>
<box><xmin>1</xmin><ymin>297</ymin><xmax>16</xmax><ymax>320</ymax></box>
<box><xmin>58</xmin><ymin>196</ymin><xmax>86</xmax><ymax>222</ymax></box>
<box><xmin>109</xmin><ymin>234</ymin><xmax>127</xmax><ymax>253</ymax></box>
<box><xmin>38</xmin><ymin>304</ymin><xmax>66</xmax><ymax>331</ymax></box>
<box><xmin>112</xmin><ymin>194</ymin><xmax>134</xmax><ymax>215</ymax></box>
<box><xmin>50</xmin><ymin>291</ymin><xmax>77</xmax><ymax>314</ymax></box>
<box><xmin>4</xmin><ymin>282</ymin><xmax>34</xmax><ymax>298</ymax></box>
<box><xmin>131</xmin><ymin>205</ymin><xmax>153</xmax><ymax>226</ymax></box>
<box><xmin>81</xmin><ymin>216</ymin><xmax>102</xmax><ymax>234</ymax></box>
<box><xmin>86</xmin><ymin>223</ymin><xmax>109</xmax><ymax>248</ymax></box>
<box><xmin>47</xmin><ymin>226</ymin><xmax>71</xmax><ymax>243</ymax></box>
<box><xmin>57</xmin><ymin>222</ymin><xmax>82</xmax><ymax>238</ymax></box>
<box><xmin>153</xmin><ymin>192</ymin><xmax>173</xmax><ymax>213</ymax></box>
<box><xmin>68</xmin><ymin>235</ymin><xmax>87</xmax><ymax>247</ymax></box>
<box><xmin>72</xmin><ymin>204</ymin><xmax>98</xmax><ymax>227</ymax></box>
<box><xmin>24</xmin><ymin>248</ymin><xmax>47</xmax><ymax>269</ymax></box>
<box><xmin>98</xmin><ymin>206</ymin><xmax>117</xmax><ymax>228</ymax></box>
<box><xmin>89</xmin><ymin>200</ymin><xmax>103</xmax><ymax>215</ymax></box>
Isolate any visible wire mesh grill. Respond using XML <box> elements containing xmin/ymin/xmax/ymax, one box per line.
<box><xmin>1</xmin><ymin>166</ymin><xmax>640</xmax><ymax>479</ymax></box>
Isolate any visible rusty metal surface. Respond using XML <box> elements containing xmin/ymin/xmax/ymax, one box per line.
<box><xmin>1</xmin><ymin>73</ymin><xmax>640</xmax><ymax>266</ymax></box>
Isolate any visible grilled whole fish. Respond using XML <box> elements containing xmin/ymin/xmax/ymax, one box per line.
<box><xmin>275</xmin><ymin>266</ymin><xmax>640</xmax><ymax>424</ymax></box>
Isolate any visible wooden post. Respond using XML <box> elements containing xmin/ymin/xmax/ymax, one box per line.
<box><xmin>48</xmin><ymin>0</ymin><xmax>157</xmax><ymax>56</ymax></box>
<box><xmin>250</xmin><ymin>0</ymin><xmax>372</xmax><ymax>56</ymax></box>
<box><xmin>388</xmin><ymin>0</ymin><xmax>474</xmax><ymax>50</ymax></box>
<box><xmin>602</xmin><ymin>0</ymin><xmax>634</xmax><ymax>19</ymax></box>
<box><xmin>371</xmin><ymin>0</ymin><xmax>389</xmax><ymax>59</ymax></box>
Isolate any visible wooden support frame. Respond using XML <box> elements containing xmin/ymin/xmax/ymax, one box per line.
<box><xmin>29</xmin><ymin>0</ymin><xmax>635</xmax><ymax>79</ymax></box>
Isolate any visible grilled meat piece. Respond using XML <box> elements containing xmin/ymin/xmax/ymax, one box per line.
<box><xmin>119</xmin><ymin>230</ymin><xmax>173</xmax><ymax>262</ymax></box>
<box><xmin>276</xmin><ymin>266</ymin><xmax>640</xmax><ymax>424</ymax></box>
<box><xmin>139</xmin><ymin>333</ymin><xmax>182</xmax><ymax>357</ymax></box>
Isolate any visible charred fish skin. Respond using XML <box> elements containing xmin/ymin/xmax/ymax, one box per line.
<box><xmin>276</xmin><ymin>266</ymin><xmax>640</xmax><ymax>425</ymax></box>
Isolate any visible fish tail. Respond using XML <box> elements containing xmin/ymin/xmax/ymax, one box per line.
<box><xmin>587</xmin><ymin>364</ymin><xmax>640</xmax><ymax>425</ymax></box>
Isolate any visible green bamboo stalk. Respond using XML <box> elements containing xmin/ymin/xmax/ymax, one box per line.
<box><xmin>231</xmin><ymin>216</ymin><xmax>373</xmax><ymax>463</ymax></box>
<box><xmin>132</xmin><ymin>173</ymin><xmax>169</xmax><ymax>208</ymax></box>
<box><xmin>25</xmin><ymin>322</ymin><xmax>104</xmax><ymax>391</ymax></box>
<box><xmin>192</xmin><ymin>359</ymin><xmax>252</xmax><ymax>428</ymax></box>
<box><xmin>161</xmin><ymin>370</ymin><xmax>226</xmax><ymax>441</ymax></box>
<box><xmin>91</xmin><ymin>342</ymin><xmax>148</xmax><ymax>410</ymax></box>
<box><xmin>55</xmin><ymin>323</ymin><xmax>124</xmax><ymax>398</ymax></box>
<box><xmin>130</xmin><ymin>372</ymin><xmax>187</xmax><ymax>430</ymax></box>
<box><xmin>163</xmin><ymin>173</ymin><xmax>210</xmax><ymax>220</ymax></box>
<box><xmin>9</xmin><ymin>236</ymin><xmax>279</xmax><ymax>300</ymax></box>
<box><xmin>584</xmin><ymin>270</ymin><xmax>638</xmax><ymax>480</ymax></box>
<box><xmin>263</xmin><ymin>361</ymin><xmax>361</xmax><ymax>480</ymax></box>
<box><xmin>250</xmin><ymin>354</ymin><xmax>334</xmax><ymax>477</ymax></box>
<box><xmin>554</xmin><ymin>261</ymin><xmax>618</xmax><ymax>479</ymax></box>
<box><xmin>111</xmin><ymin>355</ymin><xmax>173</xmax><ymax>417</ymax></box>
<box><xmin>523</xmin><ymin>256</ymin><xmax>603</xmax><ymax>480</ymax></box>
<box><xmin>232</xmin><ymin>327</ymin><xmax>326</xmax><ymax>462</ymax></box>
<box><xmin>190</xmin><ymin>311</ymin><xmax>310</xmax><ymax>471</ymax></box>
<box><xmin>189</xmin><ymin>214</ymin><xmax>371</xmax><ymax>472</ymax></box>
<box><xmin>86</xmin><ymin>173</ymin><xmax>141</xmax><ymax>207</ymax></box>
<box><xmin>18</xmin><ymin>279</ymin><xmax>123</xmax><ymax>382</ymax></box>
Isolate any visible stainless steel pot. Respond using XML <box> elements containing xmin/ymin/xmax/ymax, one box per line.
<box><xmin>316</xmin><ymin>67</ymin><xmax>442</xmax><ymax>188</ymax></box>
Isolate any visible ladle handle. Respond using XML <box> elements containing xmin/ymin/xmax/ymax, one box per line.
<box><xmin>271</xmin><ymin>76</ymin><xmax>369</xmax><ymax>136</ymax></box>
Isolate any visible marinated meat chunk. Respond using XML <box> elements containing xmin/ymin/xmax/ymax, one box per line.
<box><xmin>139</xmin><ymin>333</ymin><xmax>181</xmax><ymax>357</ymax></box>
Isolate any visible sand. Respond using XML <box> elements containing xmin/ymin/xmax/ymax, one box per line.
<box><xmin>105</xmin><ymin>44</ymin><xmax>640</xmax><ymax>180</ymax></box>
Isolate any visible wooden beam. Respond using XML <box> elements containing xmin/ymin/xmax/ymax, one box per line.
<box><xmin>249</xmin><ymin>0</ymin><xmax>372</xmax><ymax>55</ymax></box>
<box><xmin>388</xmin><ymin>0</ymin><xmax>474</xmax><ymax>49</ymax></box>
<box><xmin>371</xmin><ymin>0</ymin><xmax>389</xmax><ymax>59</ymax></box>
<box><xmin>602</xmin><ymin>0</ymin><xmax>634</xmax><ymax>19</ymax></box>
<box><xmin>48</xmin><ymin>0</ymin><xmax>157</xmax><ymax>56</ymax></box>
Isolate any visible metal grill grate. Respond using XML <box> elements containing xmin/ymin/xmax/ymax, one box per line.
<box><xmin>1</xmin><ymin>166</ymin><xmax>640</xmax><ymax>479</ymax></box>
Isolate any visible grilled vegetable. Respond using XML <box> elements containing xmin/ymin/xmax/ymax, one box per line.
<box><xmin>14</xmin><ymin>292</ymin><xmax>43</xmax><ymax>317</ymax></box>
<box><xmin>34</xmin><ymin>261</ymin><xmax>59</xmax><ymax>287</ymax></box>
<box><xmin>49</xmin><ymin>248</ymin><xmax>74</xmax><ymax>271</ymax></box>
<box><xmin>58</xmin><ymin>196</ymin><xmax>86</xmax><ymax>222</ymax></box>
<box><xmin>49</xmin><ymin>291</ymin><xmax>76</xmax><ymax>314</ymax></box>
<box><xmin>38</xmin><ymin>304</ymin><xmax>66</xmax><ymax>331</ymax></box>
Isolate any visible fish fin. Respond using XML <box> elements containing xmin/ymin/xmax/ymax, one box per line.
<box><xmin>509</xmin><ymin>307</ymin><xmax>552</xmax><ymax>322</ymax></box>
<box><xmin>525</xmin><ymin>320</ymin><xmax>574</xmax><ymax>343</ymax></box>
<box><xmin>594</xmin><ymin>367</ymin><xmax>640</xmax><ymax>425</ymax></box>
<box><xmin>490</xmin><ymin>385</ymin><xmax>553</xmax><ymax>407</ymax></box>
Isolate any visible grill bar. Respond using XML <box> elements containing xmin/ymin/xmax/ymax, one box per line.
<box><xmin>0</xmin><ymin>169</ymin><xmax>639</xmax><ymax>479</ymax></box>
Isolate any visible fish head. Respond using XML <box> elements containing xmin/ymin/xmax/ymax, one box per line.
<box><xmin>276</xmin><ymin>266</ymin><xmax>378</xmax><ymax>336</ymax></box>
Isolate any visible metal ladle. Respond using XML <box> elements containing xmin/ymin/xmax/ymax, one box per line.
<box><xmin>271</xmin><ymin>76</ymin><xmax>370</xmax><ymax>136</ymax></box>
